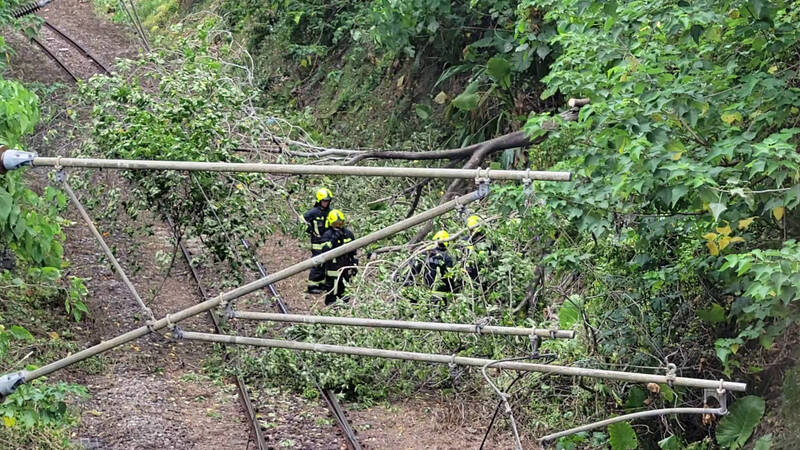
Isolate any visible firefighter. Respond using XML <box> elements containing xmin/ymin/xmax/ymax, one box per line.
<box><xmin>303</xmin><ymin>187</ymin><xmax>333</xmax><ymax>293</ymax></box>
<box><xmin>464</xmin><ymin>214</ymin><xmax>487</xmax><ymax>282</ymax></box>
<box><xmin>406</xmin><ymin>230</ymin><xmax>456</xmax><ymax>294</ymax></box>
<box><xmin>320</xmin><ymin>209</ymin><xmax>358</xmax><ymax>306</ymax></box>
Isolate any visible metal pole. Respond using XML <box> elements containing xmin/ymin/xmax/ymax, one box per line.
<box><xmin>538</xmin><ymin>406</ymin><xmax>727</xmax><ymax>442</ymax></box>
<box><xmin>14</xmin><ymin>191</ymin><xmax>482</xmax><ymax>384</ymax></box>
<box><xmin>178</xmin><ymin>332</ymin><xmax>748</xmax><ymax>392</ymax></box>
<box><xmin>232</xmin><ymin>311</ymin><xmax>575</xmax><ymax>339</ymax></box>
<box><xmin>32</xmin><ymin>157</ymin><xmax>571</xmax><ymax>182</ymax></box>
<box><xmin>61</xmin><ymin>175</ymin><xmax>155</xmax><ymax>321</ymax></box>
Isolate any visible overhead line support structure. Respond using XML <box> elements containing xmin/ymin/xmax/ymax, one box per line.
<box><xmin>27</xmin><ymin>157</ymin><xmax>571</xmax><ymax>182</ymax></box>
<box><xmin>0</xmin><ymin>191</ymin><xmax>485</xmax><ymax>398</ymax></box>
<box><xmin>231</xmin><ymin>311</ymin><xmax>575</xmax><ymax>339</ymax></box>
<box><xmin>177</xmin><ymin>332</ymin><xmax>747</xmax><ymax>392</ymax></box>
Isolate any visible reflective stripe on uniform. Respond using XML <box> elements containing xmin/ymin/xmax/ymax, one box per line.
<box><xmin>327</xmin><ymin>270</ymin><xmax>340</xmax><ymax>277</ymax></box>
<box><xmin>343</xmin><ymin>238</ymin><xmax>352</xmax><ymax>243</ymax></box>
<box><xmin>311</xmin><ymin>243</ymin><xmax>326</xmax><ymax>250</ymax></box>
<box><xmin>308</xmin><ymin>279</ymin><xmax>325</xmax><ymax>286</ymax></box>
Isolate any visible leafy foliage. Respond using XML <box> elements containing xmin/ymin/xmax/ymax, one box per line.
<box><xmin>716</xmin><ymin>395</ymin><xmax>766</xmax><ymax>449</ymax></box>
<box><xmin>76</xmin><ymin>23</ymin><xmax>282</xmax><ymax>271</ymax></box>
<box><xmin>608</xmin><ymin>421</ymin><xmax>638</xmax><ymax>450</ymax></box>
<box><xmin>0</xmin><ymin>382</ymin><xmax>87</xmax><ymax>430</ymax></box>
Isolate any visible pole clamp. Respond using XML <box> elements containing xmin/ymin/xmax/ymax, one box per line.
<box><xmin>522</xmin><ymin>169</ymin><xmax>533</xmax><ymax>195</ymax></box>
<box><xmin>475</xmin><ymin>168</ymin><xmax>491</xmax><ymax>198</ymax></box>
<box><xmin>474</xmin><ymin>317</ymin><xmax>491</xmax><ymax>335</ymax></box>
<box><xmin>665</xmin><ymin>362</ymin><xmax>677</xmax><ymax>386</ymax></box>
<box><xmin>704</xmin><ymin>384</ymin><xmax>728</xmax><ymax>414</ymax></box>
<box><xmin>0</xmin><ymin>371</ymin><xmax>25</xmax><ymax>398</ymax></box>
<box><xmin>172</xmin><ymin>325</ymin><xmax>184</xmax><ymax>339</ymax></box>
<box><xmin>529</xmin><ymin>334</ymin><xmax>540</xmax><ymax>357</ymax></box>
<box><xmin>0</xmin><ymin>148</ymin><xmax>37</xmax><ymax>174</ymax></box>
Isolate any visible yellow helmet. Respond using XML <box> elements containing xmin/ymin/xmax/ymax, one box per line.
<box><xmin>466</xmin><ymin>215</ymin><xmax>481</xmax><ymax>229</ymax></box>
<box><xmin>326</xmin><ymin>209</ymin><xmax>345</xmax><ymax>228</ymax></box>
<box><xmin>316</xmin><ymin>187</ymin><xmax>333</xmax><ymax>203</ymax></box>
<box><xmin>432</xmin><ymin>230</ymin><xmax>450</xmax><ymax>246</ymax></box>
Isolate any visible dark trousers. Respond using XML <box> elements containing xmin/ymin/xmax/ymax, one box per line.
<box><xmin>324</xmin><ymin>269</ymin><xmax>354</xmax><ymax>305</ymax></box>
<box><xmin>308</xmin><ymin>264</ymin><xmax>326</xmax><ymax>289</ymax></box>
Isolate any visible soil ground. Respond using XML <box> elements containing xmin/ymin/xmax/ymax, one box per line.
<box><xmin>7</xmin><ymin>2</ymin><xmax>527</xmax><ymax>448</ymax></box>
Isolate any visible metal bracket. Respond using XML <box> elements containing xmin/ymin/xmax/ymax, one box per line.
<box><xmin>704</xmin><ymin>382</ymin><xmax>728</xmax><ymax>414</ymax></box>
<box><xmin>475</xmin><ymin>168</ymin><xmax>491</xmax><ymax>198</ymax></box>
<box><xmin>54</xmin><ymin>168</ymin><xmax>66</xmax><ymax>183</ymax></box>
<box><xmin>225</xmin><ymin>303</ymin><xmax>236</xmax><ymax>320</ymax></box>
<box><xmin>0</xmin><ymin>371</ymin><xmax>25</xmax><ymax>398</ymax></box>
<box><xmin>529</xmin><ymin>334</ymin><xmax>540</xmax><ymax>357</ymax></box>
<box><xmin>522</xmin><ymin>169</ymin><xmax>533</xmax><ymax>195</ymax></box>
<box><xmin>0</xmin><ymin>148</ymin><xmax>37</xmax><ymax>174</ymax></box>
<box><xmin>172</xmin><ymin>325</ymin><xmax>185</xmax><ymax>339</ymax></box>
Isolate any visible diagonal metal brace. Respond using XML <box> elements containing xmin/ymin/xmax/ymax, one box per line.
<box><xmin>0</xmin><ymin>371</ymin><xmax>26</xmax><ymax>399</ymax></box>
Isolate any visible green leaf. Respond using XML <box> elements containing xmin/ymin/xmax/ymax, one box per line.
<box><xmin>9</xmin><ymin>325</ymin><xmax>33</xmax><ymax>341</ymax></box>
<box><xmin>659</xmin><ymin>435</ymin><xmax>682</xmax><ymax>450</ymax></box>
<box><xmin>625</xmin><ymin>386</ymin><xmax>646</xmax><ymax>411</ymax></box>
<box><xmin>487</xmin><ymin>56</ymin><xmax>511</xmax><ymax>89</ymax></box>
<box><xmin>716</xmin><ymin>396</ymin><xmax>765</xmax><ymax>449</ymax></box>
<box><xmin>753</xmin><ymin>434</ymin><xmax>773</xmax><ymax>450</ymax></box>
<box><xmin>0</xmin><ymin>190</ymin><xmax>11</xmax><ymax>223</ymax></box>
<box><xmin>451</xmin><ymin>81</ymin><xmax>481</xmax><ymax>112</ymax></box>
<box><xmin>608</xmin><ymin>421</ymin><xmax>638</xmax><ymax>450</ymax></box>
<box><xmin>559</xmin><ymin>296</ymin><xmax>581</xmax><ymax>328</ymax></box>
<box><xmin>698</xmin><ymin>303</ymin><xmax>727</xmax><ymax>324</ymax></box>
<box><xmin>414</xmin><ymin>104</ymin><xmax>431</xmax><ymax>120</ymax></box>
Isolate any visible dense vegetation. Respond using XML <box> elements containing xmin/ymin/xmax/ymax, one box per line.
<box><xmin>2</xmin><ymin>0</ymin><xmax>798</xmax><ymax>448</ymax></box>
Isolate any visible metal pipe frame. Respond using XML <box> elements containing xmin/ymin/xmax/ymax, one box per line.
<box><xmin>61</xmin><ymin>175</ymin><xmax>154</xmax><ymax>321</ymax></box>
<box><xmin>9</xmin><ymin>191</ymin><xmax>482</xmax><ymax>386</ymax></box>
<box><xmin>538</xmin><ymin>406</ymin><xmax>728</xmax><ymax>442</ymax></box>
<box><xmin>179</xmin><ymin>332</ymin><xmax>747</xmax><ymax>392</ymax></box>
<box><xmin>32</xmin><ymin>157</ymin><xmax>571</xmax><ymax>182</ymax></box>
<box><xmin>232</xmin><ymin>311</ymin><xmax>575</xmax><ymax>339</ymax></box>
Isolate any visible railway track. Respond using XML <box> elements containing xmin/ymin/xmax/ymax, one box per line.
<box><xmin>17</xmin><ymin>5</ymin><xmax>360</xmax><ymax>443</ymax></box>
<box><xmin>167</xmin><ymin>217</ymin><xmax>266</xmax><ymax>450</ymax></box>
<box><xmin>30</xmin><ymin>19</ymin><xmax>110</xmax><ymax>81</ymax></box>
<box><xmin>171</xmin><ymin>220</ymin><xmax>361</xmax><ymax>449</ymax></box>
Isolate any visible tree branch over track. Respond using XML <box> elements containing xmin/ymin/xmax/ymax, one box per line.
<box><xmin>345</xmin><ymin>98</ymin><xmax>589</xmax><ymax>166</ymax></box>
<box><xmin>407</xmin><ymin>98</ymin><xmax>590</xmax><ymax>243</ymax></box>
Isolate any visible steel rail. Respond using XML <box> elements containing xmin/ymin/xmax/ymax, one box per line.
<box><xmin>31</xmin><ymin>157</ymin><xmax>572</xmax><ymax>182</ymax></box>
<box><xmin>177</xmin><ymin>332</ymin><xmax>748</xmax><ymax>392</ymax></box>
<box><xmin>232</xmin><ymin>311</ymin><xmax>575</xmax><ymax>339</ymax></box>
<box><xmin>167</xmin><ymin>217</ymin><xmax>266</xmax><ymax>450</ymax></box>
<box><xmin>42</xmin><ymin>21</ymin><xmax>111</xmax><ymax>74</ymax></box>
<box><xmin>30</xmin><ymin>36</ymin><xmax>78</xmax><ymax>82</ymax></box>
<box><xmin>5</xmin><ymin>191</ymin><xmax>481</xmax><ymax>388</ymax></box>
<box><xmin>239</xmin><ymin>238</ymin><xmax>362</xmax><ymax>450</ymax></box>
